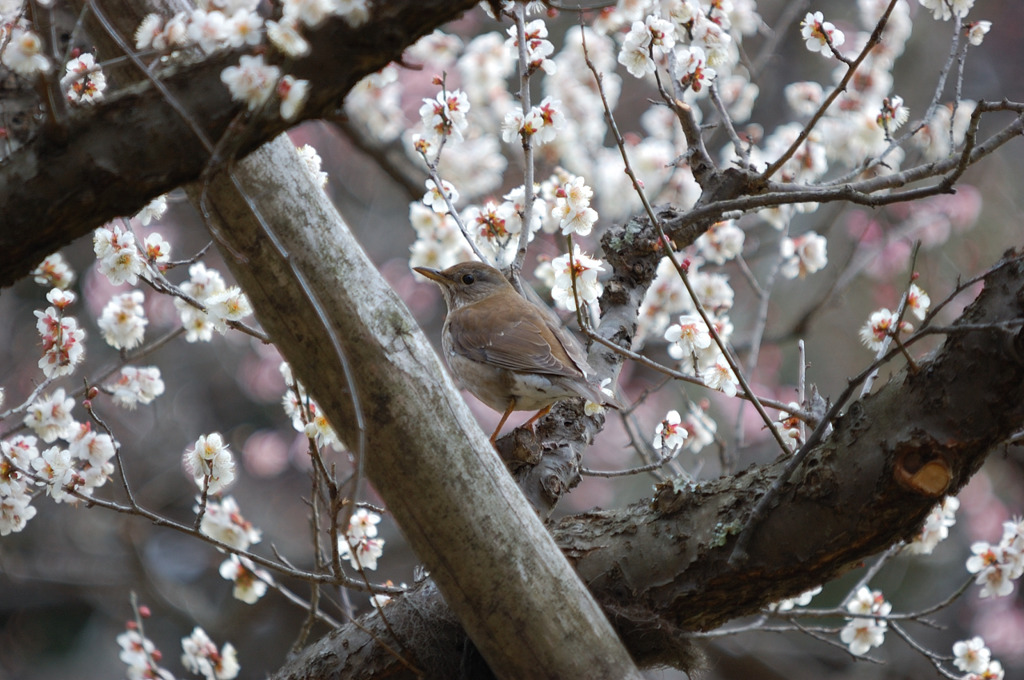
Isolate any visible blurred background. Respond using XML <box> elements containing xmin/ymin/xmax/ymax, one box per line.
<box><xmin>2</xmin><ymin>0</ymin><xmax>1024</xmax><ymax>678</ymax></box>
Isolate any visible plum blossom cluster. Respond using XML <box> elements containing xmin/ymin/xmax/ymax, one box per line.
<box><xmin>281</xmin><ymin>362</ymin><xmax>343</xmax><ymax>451</ymax></box>
<box><xmin>34</xmin><ymin>289</ymin><xmax>86</xmax><ymax>379</ymax></box>
<box><xmin>506</xmin><ymin>18</ymin><xmax>555</xmax><ymax>76</ymax></box>
<box><xmin>840</xmin><ymin>586</ymin><xmax>891</xmax><ymax>655</ymax></box>
<box><xmin>966</xmin><ymin>517</ymin><xmax>1024</xmax><ymax>598</ymax></box>
<box><xmin>652</xmin><ymin>402</ymin><xmax>717</xmax><ymax>456</ymax></box>
<box><xmin>108</xmin><ymin>366</ymin><xmax>166</xmax><ymax>409</ymax></box>
<box><xmin>94</xmin><ymin>226</ymin><xmax>149</xmax><ymax>287</ymax></box>
<box><xmin>551</xmin><ymin>175</ymin><xmax>599</xmax><ymax>237</ymax></box>
<box><xmin>779</xmin><ymin>231</ymin><xmax>828</xmax><ymax>279</ymax></box>
<box><xmin>181</xmin><ymin>626</ymin><xmax>240</xmax><ymax>680</ymax></box>
<box><xmin>420</xmin><ymin>88</ymin><xmax>471</xmax><ymax>146</ymax></box>
<box><xmin>219</xmin><ymin>554</ymin><xmax>270</xmax><ymax>604</ymax></box>
<box><xmin>906</xmin><ymin>495</ymin><xmax>959</xmax><ymax>555</ymax></box>
<box><xmin>61</xmin><ymin>53</ymin><xmax>107</xmax><ymax>104</ymax></box>
<box><xmin>859</xmin><ymin>283</ymin><xmax>930</xmax><ymax>351</ymax></box>
<box><xmin>117</xmin><ymin>602</ymin><xmax>242</xmax><ymax>680</ymax></box>
<box><xmin>1</xmin><ymin>394</ymin><xmax>118</xmax><ymax>534</ymax></box>
<box><xmin>220</xmin><ymin>54</ymin><xmax>309</xmax><ymax>121</ymax></box>
<box><xmin>117</xmin><ymin>622</ymin><xmax>174</xmax><ymax>680</ymax></box>
<box><xmin>132</xmin><ymin>0</ymin><xmax>318</xmax><ymax>121</ymax></box>
<box><xmin>502</xmin><ymin>96</ymin><xmax>565</xmax><ymax>146</ymax></box>
<box><xmin>98</xmin><ymin>291</ymin><xmax>148</xmax><ymax>350</ymax></box>
<box><xmin>174</xmin><ymin>263</ymin><xmax>254</xmax><ymax>343</ymax></box>
<box><xmin>340</xmin><ymin>508</ymin><xmax>385</xmax><ymax>571</ymax></box>
<box><xmin>953</xmin><ymin>636</ymin><xmax>1004</xmax><ymax>680</ymax></box>
<box><xmin>32</xmin><ymin>253</ymin><xmax>75</xmax><ymax>289</ymax></box>
<box><xmin>618</xmin><ymin>15</ymin><xmax>676</xmax><ymax>79</ymax></box>
<box><xmin>183</xmin><ymin>432</ymin><xmax>236</xmax><ymax>495</ymax></box>
<box><xmin>546</xmin><ymin>245</ymin><xmax>606</xmax><ymax>313</ymax></box>
<box><xmin>198</xmin><ymin>494</ymin><xmax>270</xmax><ymax>603</ymax></box>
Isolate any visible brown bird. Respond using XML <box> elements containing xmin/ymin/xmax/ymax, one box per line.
<box><xmin>414</xmin><ymin>262</ymin><xmax>618</xmax><ymax>444</ymax></box>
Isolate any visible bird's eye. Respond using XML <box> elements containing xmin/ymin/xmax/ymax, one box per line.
<box><xmin>461</xmin><ymin>274</ymin><xmax>475</xmax><ymax>285</ymax></box>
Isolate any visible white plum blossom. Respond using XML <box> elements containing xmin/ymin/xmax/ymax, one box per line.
<box><xmin>206</xmin><ymin>286</ymin><xmax>253</xmax><ymax>331</ymax></box>
<box><xmin>617</xmin><ymin>16</ymin><xmax>675</xmax><ymax>79</ymax></box>
<box><xmin>24</xmin><ymin>389</ymin><xmax>77</xmax><ymax>443</ymax></box>
<box><xmin>919</xmin><ymin>0</ymin><xmax>975</xmax><ymax>21</ymax></box>
<box><xmin>184</xmin><ymin>433</ymin><xmax>236</xmax><ymax>495</ymax></box>
<box><xmin>221</xmin><ymin>54</ymin><xmax>280</xmax><ymax>111</ymax></box>
<box><xmin>340</xmin><ymin>511</ymin><xmax>385</xmax><ymax>571</ymax></box>
<box><xmin>967</xmin><ymin>20</ymin><xmax>991</xmax><ymax>46</ymax></box>
<box><xmin>277</xmin><ymin>75</ymin><xmax>310</xmax><ymax>121</ymax></box>
<box><xmin>785</xmin><ymin>81</ymin><xmax>825</xmax><ymax>116</ymax></box>
<box><xmin>506</xmin><ymin>19</ymin><xmax>555</xmax><ymax>75</ymax></box>
<box><xmin>422</xmin><ymin>178</ymin><xmax>459</xmax><ymax>214</ymax></box>
<box><xmin>966</xmin><ymin>520</ymin><xmax>1024</xmax><ymax>598</ymax></box>
<box><xmin>135</xmin><ymin>194</ymin><xmax>168</xmax><ymax>226</ymax></box>
<box><xmin>550</xmin><ymin>246</ymin><xmax>605</xmax><ymax>312</ymax></box>
<box><xmin>266</xmin><ymin>18</ymin><xmax>310</xmax><ymax>57</ymax></box>
<box><xmin>175</xmin><ymin>263</ymin><xmax>229</xmax><ymax>342</ymax></box>
<box><xmin>61</xmin><ymin>53</ymin><xmax>106</xmax><ymax>104</ymax></box>
<box><xmin>847</xmin><ymin>586</ymin><xmax>892</xmax><ymax>617</ymax></box>
<box><xmin>0</xmin><ymin>492</ymin><xmax>37</xmax><ymax>536</ymax></box>
<box><xmin>780</xmin><ymin>231</ymin><xmax>828</xmax><ymax>279</ymax></box>
<box><xmin>98</xmin><ymin>291</ymin><xmax>148</xmax><ymax>350</ymax></box>
<box><xmin>181</xmin><ymin>627</ymin><xmax>240</xmax><ymax>680</ymax></box>
<box><xmin>653</xmin><ymin>410</ymin><xmax>688</xmax><ymax>450</ymax></box>
<box><xmin>31</xmin><ymin>446</ymin><xmax>75</xmax><ymax>502</ymax></box>
<box><xmin>32</xmin><ymin>253</ymin><xmax>75</xmax><ymax>289</ymax></box>
<box><xmin>840</xmin><ymin>617</ymin><xmax>887</xmax><ymax>655</ymax></box>
<box><xmin>419</xmin><ymin>88</ymin><xmax>470</xmax><ymax>143</ymax></box>
<box><xmin>665</xmin><ymin>314</ymin><xmax>712</xmax><ymax>361</ymax></box>
<box><xmin>188</xmin><ymin>9</ymin><xmax>230</xmax><ymax>53</ymax></box>
<box><xmin>677</xmin><ymin>45</ymin><xmax>716</xmax><ymax>92</ymax></box>
<box><xmin>225</xmin><ymin>9</ymin><xmax>263</xmax><ymax>47</ymax></box>
<box><xmin>702</xmin><ymin>354</ymin><xmax>739</xmax><ymax>397</ymax></box>
<box><xmin>67</xmin><ymin>424</ymin><xmax>116</xmax><ymax>492</ymax></box>
<box><xmin>953</xmin><ymin>636</ymin><xmax>992</xmax><ymax>674</ymax></box>
<box><xmin>1</xmin><ymin>27</ymin><xmax>50</xmax><ymax>76</ymax></box>
<box><xmin>695</xmin><ymin>220</ymin><xmax>744</xmax><ymax>264</ymax></box>
<box><xmin>800</xmin><ymin>11</ymin><xmax>845</xmax><ymax>55</ymax></box>
<box><xmin>508</xmin><ymin>96</ymin><xmax>565</xmax><ymax>146</ymax></box>
<box><xmin>199</xmin><ymin>496</ymin><xmax>262</xmax><ymax>550</ymax></box>
<box><xmin>907</xmin><ymin>283</ymin><xmax>931</xmax><ymax>320</ymax></box>
<box><xmin>551</xmin><ymin>175</ymin><xmax>598</xmax><ymax>236</ymax></box>
<box><xmin>108</xmin><ymin>366</ymin><xmax>166</xmax><ymax>408</ymax></box>
<box><xmin>906</xmin><ymin>496</ymin><xmax>958</xmax><ymax>555</ymax></box>
<box><xmin>219</xmin><ymin>554</ymin><xmax>270</xmax><ymax>604</ymax></box>
<box><xmin>94</xmin><ymin>225</ymin><xmax>147</xmax><ymax>286</ymax></box>
<box><xmin>859</xmin><ymin>308</ymin><xmax>911</xmax><ymax>351</ymax></box>
<box><xmin>34</xmin><ymin>303</ymin><xmax>85</xmax><ymax>378</ymax></box>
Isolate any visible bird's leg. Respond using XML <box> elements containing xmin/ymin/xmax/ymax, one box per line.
<box><xmin>520</xmin><ymin>405</ymin><xmax>553</xmax><ymax>433</ymax></box>
<box><xmin>490</xmin><ymin>398</ymin><xmax>517</xmax><ymax>444</ymax></box>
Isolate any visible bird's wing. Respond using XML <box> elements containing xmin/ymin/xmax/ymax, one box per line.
<box><xmin>447</xmin><ymin>301</ymin><xmax>584</xmax><ymax>379</ymax></box>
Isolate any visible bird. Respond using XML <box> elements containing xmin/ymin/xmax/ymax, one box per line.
<box><xmin>414</xmin><ymin>261</ymin><xmax>619</xmax><ymax>444</ymax></box>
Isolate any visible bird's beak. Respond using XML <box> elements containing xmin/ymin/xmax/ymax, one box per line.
<box><xmin>413</xmin><ymin>266</ymin><xmax>448</xmax><ymax>285</ymax></box>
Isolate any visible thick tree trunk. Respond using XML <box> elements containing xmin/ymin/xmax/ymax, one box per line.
<box><xmin>189</xmin><ymin>135</ymin><xmax>644</xmax><ymax>680</ymax></box>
